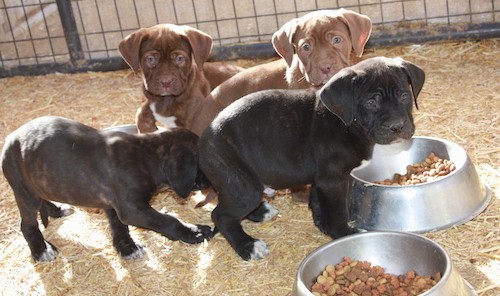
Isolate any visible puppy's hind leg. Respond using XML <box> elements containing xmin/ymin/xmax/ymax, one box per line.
<box><xmin>105</xmin><ymin>209</ymin><xmax>145</xmax><ymax>260</ymax></box>
<box><xmin>14</xmin><ymin>189</ymin><xmax>58</xmax><ymax>262</ymax></box>
<box><xmin>212</xmin><ymin>186</ymin><xmax>270</xmax><ymax>261</ymax></box>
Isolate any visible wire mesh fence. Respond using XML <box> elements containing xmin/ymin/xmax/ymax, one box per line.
<box><xmin>1</xmin><ymin>0</ymin><xmax>499</xmax><ymax>77</ymax></box>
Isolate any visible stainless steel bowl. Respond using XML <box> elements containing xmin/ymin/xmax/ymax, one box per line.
<box><xmin>104</xmin><ymin>124</ymin><xmax>138</xmax><ymax>134</ymax></box>
<box><xmin>349</xmin><ymin>136</ymin><xmax>491</xmax><ymax>233</ymax></box>
<box><xmin>292</xmin><ymin>231</ymin><xmax>477</xmax><ymax>296</ymax></box>
<box><xmin>103</xmin><ymin>124</ymin><xmax>167</xmax><ymax>134</ymax></box>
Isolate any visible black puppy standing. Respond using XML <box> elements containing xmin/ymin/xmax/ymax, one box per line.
<box><xmin>1</xmin><ymin>116</ymin><xmax>213</xmax><ymax>262</ymax></box>
<box><xmin>199</xmin><ymin>57</ymin><xmax>425</xmax><ymax>260</ymax></box>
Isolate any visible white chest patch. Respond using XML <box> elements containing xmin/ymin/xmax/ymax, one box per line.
<box><xmin>150</xmin><ymin>103</ymin><xmax>178</xmax><ymax>128</ymax></box>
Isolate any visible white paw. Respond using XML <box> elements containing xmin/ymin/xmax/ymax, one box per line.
<box><xmin>250</xmin><ymin>240</ymin><xmax>269</xmax><ymax>260</ymax></box>
<box><xmin>260</xmin><ymin>201</ymin><xmax>279</xmax><ymax>222</ymax></box>
<box><xmin>123</xmin><ymin>245</ymin><xmax>146</xmax><ymax>260</ymax></box>
<box><xmin>263</xmin><ymin>186</ymin><xmax>276</xmax><ymax>197</ymax></box>
<box><xmin>37</xmin><ymin>242</ymin><xmax>58</xmax><ymax>262</ymax></box>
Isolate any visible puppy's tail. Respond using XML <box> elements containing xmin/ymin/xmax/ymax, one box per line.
<box><xmin>39</xmin><ymin>202</ymin><xmax>49</xmax><ymax>228</ymax></box>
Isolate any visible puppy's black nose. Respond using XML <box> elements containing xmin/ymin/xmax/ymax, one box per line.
<box><xmin>389</xmin><ymin>121</ymin><xmax>405</xmax><ymax>133</ymax></box>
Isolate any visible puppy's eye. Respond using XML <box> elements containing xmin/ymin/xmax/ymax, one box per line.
<box><xmin>174</xmin><ymin>54</ymin><xmax>186</xmax><ymax>65</ymax></box>
<box><xmin>302</xmin><ymin>43</ymin><xmax>312</xmax><ymax>52</ymax></box>
<box><xmin>331</xmin><ymin>36</ymin><xmax>342</xmax><ymax>45</ymax></box>
<box><xmin>400</xmin><ymin>92</ymin><xmax>409</xmax><ymax>103</ymax></box>
<box><xmin>145</xmin><ymin>55</ymin><xmax>158</xmax><ymax>66</ymax></box>
<box><xmin>364</xmin><ymin>95</ymin><xmax>380</xmax><ymax>110</ymax></box>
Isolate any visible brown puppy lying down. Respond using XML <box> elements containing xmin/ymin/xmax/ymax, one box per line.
<box><xmin>210</xmin><ymin>9</ymin><xmax>372</xmax><ymax>109</ymax></box>
<box><xmin>119</xmin><ymin>24</ymin><xmax>243</xmax><ymax>136</ymax></box>
<box><xmin>1</xmin><ymin>116</ymin><xmax>213</xmax><ymax>262</ymax></box>
<box><xmin>199</xmin><ymin>57</ymin><xmax>425</xmax><ymax>260</ymax></box>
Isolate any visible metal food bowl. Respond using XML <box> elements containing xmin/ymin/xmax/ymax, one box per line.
<box><xmin>104</xmin><ymin>124</ymin><xmax>138</xmax><ymax>134</ymax></box>
<box><xmin>103</xmin><ymin>124</ymin><xmax>167</xmax><ymax>134</ymax></box>
<box><xmin>292</xmin><ymin>231</ymin><xmax>477</xmax><ymax>296</ymax></box>
<box><xmin>349</xmin><ymin>136</ymin><xmax>491</xmax><ymax>233</ymax></box>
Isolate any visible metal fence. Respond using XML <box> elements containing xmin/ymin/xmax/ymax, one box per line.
<box><xmin>1</xmin><ymin>0</ymin><xmax>499</xmax><ymax>78</ymax></box>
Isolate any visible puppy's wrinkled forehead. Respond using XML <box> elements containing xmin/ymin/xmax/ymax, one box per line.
<box><xmin>356</xmin><ymin>59</ymin><xmax>408</xmax><ymax>87</ymax></box>
<box><xmin>140</xmin><ymin>28</ymin><xmax>191</xmax><ymax>57</ymax></box>
<box><xmin>293</xmin><ymin>15</ymin><xmax>349</xmax><ymax>44</ymax></box>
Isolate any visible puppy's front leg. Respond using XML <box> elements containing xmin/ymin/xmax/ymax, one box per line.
<box><xmin>309</xmin><ymin>177</ymin><xmax>355</xmax><ymax>238</ymax></box>
<box><xmin>115</xmin><ymin>202</ymin><xmax>214</xmax><ymax>244</ymax></box>
<box><xmin>135</xmin><ymin>102</ymin><xmax>158</xmax><ymax>133</ymax></box>
<box><xmin>105</xmin><ymin>209</ymin><xmax>145</xmax><ymax>260</ymax></box>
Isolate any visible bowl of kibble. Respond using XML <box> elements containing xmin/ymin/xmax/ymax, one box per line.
<box><xmin>292</xmin><ymin>231</ymin><xmax>477</xmax><ymax>296</ymax></box>
<box><xmin>348</xmin><ymin>136</ymin><xmax>491</xmax><ymax>233</ymax></box>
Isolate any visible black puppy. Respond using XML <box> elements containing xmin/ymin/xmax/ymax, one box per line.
<box><xmin>1</xmin><ymin>116</ymin><xmax>213</xmax><ymax>262</ymax></box>
<box><xmin>199</xmin><ymin>57</ymin><xmax>425</xmax><ymax>260</ymax></box>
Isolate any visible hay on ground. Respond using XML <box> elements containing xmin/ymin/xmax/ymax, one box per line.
<box><xmin>0</xmin><ymin>39</ymin><xmax>498</xmax><ymax>296</ymax></box>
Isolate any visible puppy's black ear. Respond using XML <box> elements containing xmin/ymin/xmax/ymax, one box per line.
<box><xmin>400</xmin><ymin>60</ymin><xmax>425</xmax><ymax>109</ymax></box>
<box><xmin>319</xmin><ymin>69</ymin><xmax>358</xmax><ymax>126</ymax></box>
<box><xmin>163</xmin><ymin>145</ymin><xmax>198</xmax><ymax>199</ymax></box>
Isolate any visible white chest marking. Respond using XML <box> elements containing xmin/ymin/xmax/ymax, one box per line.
<box><xmin>150</xmin><ymin>103</ymin><xmax>177</xmax><ymax>128</ymax></box>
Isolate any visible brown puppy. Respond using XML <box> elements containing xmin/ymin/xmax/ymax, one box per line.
<box><xmin>210</xmin><ymin>9</ymin><xmax>372</xmax><ymax>108</ymax></box>
<box><xmin>119</xmin><ymin>24</ymin><xmax>243</xmax><ymax>136</ymax></box>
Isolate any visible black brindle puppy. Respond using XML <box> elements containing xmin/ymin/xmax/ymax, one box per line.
<box><xmin>199</xmin><ymin>57</ymin><xmax>425</xmax><ymax>260</ymax></box>
<box><xmin>1</xmin><ymin>116</ymin><xmax>213</xmax><ymax>262</ymax></box>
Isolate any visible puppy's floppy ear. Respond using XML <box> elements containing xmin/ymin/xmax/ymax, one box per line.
<box><xmin>399</xmin><ymin>58</ymin><xmax>425</xmax><ymax>109</ymax></box>
<box><xmin>337</xmin><ymin>9</ymin><xmax>372</xmax><ymax>57</ymax></box>
<box><xmin>118</xmin><ymin>28</ymin><xmax>150</xmax><ymax>73</ymax></box>
<box><xmin>272</xmin><ymin>18</ymin><xmax>299</xmax><ymax>67</ymax></box>
<box><xmin>163</xmin><ymin>144</ymin><xmax>198</xmax><ymax>199</ymax></box>
<box><xmin>177</xmin><ymin>25</ymin><xmax>213</xmax><ymax>69</ymax></box>
<box><xmin>319</xmin><ymin>68</ymin><xmax>358</xmax><ymax>126</ymax></box>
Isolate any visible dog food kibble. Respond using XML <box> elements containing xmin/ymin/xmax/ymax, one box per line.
<box><xmin>375</xmin><ymin>152</ymin><xmax>456</xmax><ymax>186</ymax></box>
<box><xmin>311</xmin><ymin>257</ymin><xmax>441</xmax><ymax>296</ymax></box>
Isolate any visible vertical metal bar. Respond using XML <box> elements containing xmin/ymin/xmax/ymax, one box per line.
<box><xmin>55</xmin><ymin>0</ymin><xmax>85</xmax><ymax>66</ymax></box>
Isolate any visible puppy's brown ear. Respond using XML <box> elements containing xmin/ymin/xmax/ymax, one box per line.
<box><xmin>400</xmin><ymin>59</ymin><xmax>425</xmax><ymax>109</ymax></box>
<box><xmin>272</xmin><ymin>18</ymin><xmax>299</xmax><ymax>67</ymax></box>
<box><xmin>164</xmin><ymin>144</ymin><xmax>198</xmax><ymax>199</ymax></box>
<box><xmin>338</xmin><ymin>9</ymin><xmax>372</xmax><ymax>57</ymax></box>
<box><xmin>118</xmin><ymin>28</ymin><xmax>149</xmax><ymax>73</ymax></box>
<box><xmin>319</xmin><ymin>69</ymin><xmax>357</xmax><ymax>126</ymax></box>
<box><xmin>178</xmin><ymin>26</ymin><xmax>213</xmax><ymax>69</ymax></box>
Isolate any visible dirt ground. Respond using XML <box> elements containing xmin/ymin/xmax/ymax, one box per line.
<box><xmin>0</xmin><ymin>39</ymin><xmax>498</xmax><ymax>295</ymax></box>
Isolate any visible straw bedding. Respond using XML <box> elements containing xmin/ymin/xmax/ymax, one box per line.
<box><xmin>0</xmin><ymin>39</ymin><xmax>498</xmax><ymax>296</ymax></box>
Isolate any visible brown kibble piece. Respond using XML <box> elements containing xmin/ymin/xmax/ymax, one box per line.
<box><xmin>375</xmin><ymin>152</ymin><xmax>456</xmax><ymax>186</ymax></box>
<box><xmin>310</xmin><ymin>257</ymin><xmax>440</xmax><ymax>295</ymax></box>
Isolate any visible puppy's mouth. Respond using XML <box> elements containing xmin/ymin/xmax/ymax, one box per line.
<box><xmin>373</xmin><ymin>131</ymin><xmax>414</xmax><ymax>145</ymax></box>
<box><xmin>308</xmin><ymin>66</ymin><xmax>345</xmax><ymax>86</ymax></box>
<box><xmin>146</xmin><ymin>84</ymin><xmax>183</xmax><ymax>97</ymax></box>
<box><xmin>370</xmin><ymin>124</ymin><xmax>415</xmax><ymax>145</ymax></box>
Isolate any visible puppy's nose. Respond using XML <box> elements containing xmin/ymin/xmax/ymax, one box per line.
<box><xmin>159</xmin><ymin>77</ymin><xmax>174</xmax><ymax>88</ymax></box>
<box><xmin>389</xmin><ymin>121</ymin><xmax>405</xmax><ymax>133</ymax></box>
<box><xmin>320</xmin><ymin>64</ymin><xmax>332</xmax><ymax>75</ymax></box>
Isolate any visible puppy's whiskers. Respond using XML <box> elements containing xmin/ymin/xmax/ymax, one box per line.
<box><xmin>296</xmin><ymin>76</ymin><xmax>307</xmax><ymax>84</ymax></box>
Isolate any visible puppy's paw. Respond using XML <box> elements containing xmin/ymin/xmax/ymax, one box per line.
<box><xmin>34</xmin><ymin>241</ymin><xmax>59</xmax><ymax>262</ymax></box>
<box><xmin>122</xmin><ymin>244</ymin><xmax>146</xmax><ymax>260</ymax></box>
<box><xmin>182</xmin><ymin>224</ymin><xmax>214</xmax><ymax>244</ymax></box>
<box><xmin>246</xmin><ymin>201</ymin><xmax>279</xmax><ymax>222</ymax></box>
<box><xmin>263</xmin><ymin>186</ymin><xmax>276</xmax><ymax>198</ymax></box>
<box><xmin>45</xmin><ymin>201</ymin><xmax>74</xmax><ymax>218</ymax></box>
<box><xmin>250</xmin><ymin>240</ymin><xmax>269</xmax><ymax>260</ymax></box>
<box><xmin>238</xmin><ymin>240</ymin><xmax>269</xmax><ymax>261</ymax></box>
<box><xmin>317</xmin><ymin>222</ymin><xmax>355</xmax><ymax>239</ymax></box>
